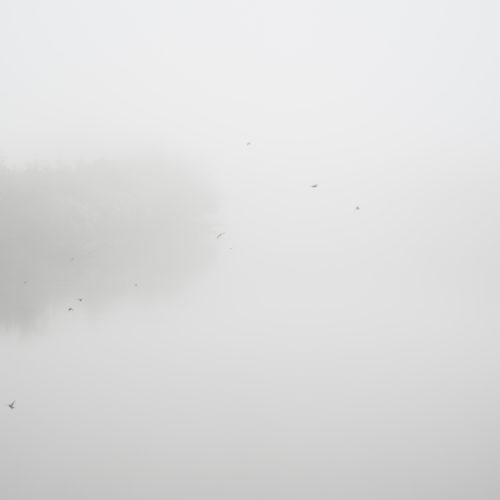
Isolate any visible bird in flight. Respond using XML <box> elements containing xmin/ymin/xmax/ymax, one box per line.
<box><xmin>77</xmin><ymin>298</ymin><xmax>83</xmax><ymax>302</ymax></box>
<box><xmin>216</xmin><ymin>232</ymin><xmax>225</xmax><ymax>239</ymax></box>
<box><xmin>311</xmin><ymin>184</ymin><xmax>318</xmax><ymax>188</ymax></box>
<box><xmin>8</xmin><ymin>401</ymin><xmax>15</xmax><ymax>410</ymax></box>
<box><xmin>68</xmin><ymin>307</ymin><xmax>74</xmax><ymax>312</ymax></box>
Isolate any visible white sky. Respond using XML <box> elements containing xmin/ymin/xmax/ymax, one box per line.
<box><xmin>1</xmin><ymin>1</ymin><xmax>500</xmax><ymax>499</ymax></box>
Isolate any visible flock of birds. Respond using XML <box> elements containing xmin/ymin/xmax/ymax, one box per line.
<box><xmin>6</xmin><ymin>142</ymin><xmax>361</xmax><ymax>412</ymax></box>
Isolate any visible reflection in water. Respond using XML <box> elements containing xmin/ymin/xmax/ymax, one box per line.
<box><xmin>0</xmin><ymin>157</ymin><xmax>217</xmax><ymax>331</ymax></box>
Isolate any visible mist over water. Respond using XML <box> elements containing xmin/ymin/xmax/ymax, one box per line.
<box><xmin>2</xmin><ymin>0</ymin><xmax>500</xmax><ymax>499</ymax></box>
<box><xmin>0</xmin><ymin>157</ymin><xmax>216</xmax><ymax>330</ymax></box>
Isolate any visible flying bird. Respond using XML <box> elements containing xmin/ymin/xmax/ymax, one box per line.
<box><xmin>8</xmin><ymin>401</ymin><xmax>15</xmax><ymax>410</ymax></box>
<box><xmin>68</xmin><ymin>307</ymin><xmax>73</xmax><ymax>312</ymax></box>
<box><xmin>311</xmin><ymin>184</ymin><xmax>318</xmax><ymax>188</ymax></box>
<box><xmin>216</xmin><ymin>232</ymin><xmax>225</xmax><ymax>239</ymax></box>
<box><xmin>77</xmin><ymin>298</ymin><xmax>83</xmax><ymax>302</ymax></box>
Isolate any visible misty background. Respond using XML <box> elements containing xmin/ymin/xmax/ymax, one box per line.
<box><xmin>0</xmin><ymin>158</ymin><xmax>216</xmax><ymax>329</ymax></box>
<box><xmin>1</xmin><ymin>0</ymin><xmax>500</xmax><ymax>499</ymax></box>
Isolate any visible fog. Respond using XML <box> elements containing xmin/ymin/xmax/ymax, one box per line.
<box><xmin>2</xmin><ymin>0</ymin><xmax>500</xmax><ymax>499</ymax></box>
<box><xmin>0</xmin><ymin>158</ymin><xmax>216</xmax><ymax>330</ymax></box>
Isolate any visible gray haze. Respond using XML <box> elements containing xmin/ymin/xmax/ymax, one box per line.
<box><xmin>0</xmin><ymin>158</ymin><xmax>216</xmax><ymax>330</ymax></box>
<box><xmin>1</xmin><ymin>0</ymin><xmax>500</xmax><ymax>499</ymax></box>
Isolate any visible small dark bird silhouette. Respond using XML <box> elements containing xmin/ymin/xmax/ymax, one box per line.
<box><xmin>216</xmin><ymin>232</ymin><xmax>225</xmax><ymax>239</ymax></box>
<box><xmin>77</xmin><ymin>298</ymin><xmax>83</xmax><ymax>302</ymax></box>
<box><xmin>8</xmin><ymin>401</ymin><xmax>15</xmax><ymax>410</ymax></box>
<box><xmin>311</xmin><ymin>184</ymin><xmax>318</xmax><ymax>188</ymax></box>
<box><xmin>68</xmin><ymin>307</ymin><xmax>73</xmax><ymax>312</ymax></box>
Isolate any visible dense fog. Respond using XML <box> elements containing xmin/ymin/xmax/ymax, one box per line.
<box><xmin>2</xmin><ymin>1</ymin><xmax>500</xmax><ymax>499</ymax></box>
<box><xmin>0</xmin><ymin>158</ymin><xmax>216</xmax><ymax>330</ymax></box>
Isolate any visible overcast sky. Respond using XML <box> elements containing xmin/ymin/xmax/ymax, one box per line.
<box><xmin>1</xmin><ymin>1</ymin><xmax>500</xmax><ymax>499</ymax></box>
